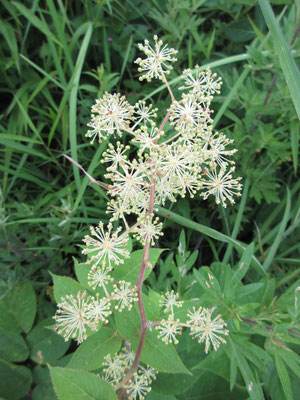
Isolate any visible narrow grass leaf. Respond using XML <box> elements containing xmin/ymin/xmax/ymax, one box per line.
<box><xmin>263</xmin><ymin>188</ymin><xmax>291</xmax><ymax>272</ymax></box>
<box><xmin>259</xmin><ymin>0</ymin><xmax>300</xmax><ymax>120</ymax></box>
<box><xmin>12</xmin><ymin>2</ymin><xmax>61</xmax><ymax>46</ymax></box>
<box><xmin>69</xmin><ymin>22</ymin><xmax>93</xmax><ymax>192</ymax></box>
<box><xmin>156</xmin><ymin>206</ymin><xmax>265</xmax><ymax>274</ymax></box>
<box><xmin>223</xmin><ymin>178</ymin><xmax>250</xmax><ymax>264</ymax></box>
<box><xmin>274</xmin><ymin>351</ymin><xmax>293</xmax><ymax>400</ymax></box>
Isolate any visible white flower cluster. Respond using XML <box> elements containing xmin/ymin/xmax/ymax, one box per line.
<box><xmin>102</xmin><ymin>347</ymin><xmax>157</xmax><ymax>399</ymax></box>
<box><xmin>53</xmin><ymin>271</ymin><xmax>137</xmax><ymax>343</ymax></box>
<box><xmin>156</xmin><ymin>292</ymin><xmax>229</xmax><ymax>353</ymax></box>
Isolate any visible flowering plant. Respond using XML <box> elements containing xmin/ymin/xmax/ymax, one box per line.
<box><xmin>51</xmin><ymin>35</ymin><xmax>242</xmax><ymax>399</ymax></box>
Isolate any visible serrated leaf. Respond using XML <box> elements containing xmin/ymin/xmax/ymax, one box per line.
<box><xmin>26</xmin><ymin>318</ymin><xmax>69</xmax><ymax>364</ymax></box>
<box><xmin>0</xmin><ymin>327</ymin><xmax>29</xmax><ymax>362</ymax></box>
<box><xmin>112</xmin><ymin>248</ymin><xmax>167</xmax><ymax>285</ymax></box>
<box><xmin>132</xmin><ymin>330</ymin><xmax>191</xmax><ymax>375</ymax></box>
<box><xmin>51</xmin><ymin>273</ymin><xmax>88</xmax><ymax>303</ymax></box>
<box><xmin>49</xmin><ymin>366</ymin><xmax>117</xmax><ymax>400</ymax></box>
<box><xmin>67</xmin><ymin>328</ymin><xmax>121</xmax><ymax>371</ymax></box>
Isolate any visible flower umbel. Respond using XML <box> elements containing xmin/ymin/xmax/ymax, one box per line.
<box><xmin>53</xmin><ymin>291</ymin><xmax>95</xmax><ymax>343</ymax></box>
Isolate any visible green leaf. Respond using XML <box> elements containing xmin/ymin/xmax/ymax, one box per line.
<box><xmin>4</xmin><ymin>282</ymin><xmax>36</xmax><ymax>333</ymax></box>
<box><xmin>181</xmin><ymin>368</ymin><xmax>247</xmax><ymax>400</ymax></box>
<box><xmin>193</xmin><ymin>267</ymin><xmax>221</xmax><ymax>298</ymax></box>
<box><xmin>0</xmin><ymin>327</ymin><xmax>29</xmax><ymax>362</ymax></box>
<box><xmin>26</xmin><ymin>318</ymin><xmax>69</xmax><ymax>365</ymax></box>
<box><xmin>49</xmin><ymin>366</ymin><xmax>117</xmax><ymax>400</ymax></box>
<box><xmin>157</xmin><ymin>206</ymin><xmax>265</xmax><ymax>275</ymax></box>
<box><xmin>0</xmin><ymin>298</ymin><xmax>22</xmax><ymax>333</ymax></box>
<box><xmin>112</xmin><ymin>248</ymin><xmax>167</xmax><ymax>285</ymax></box>
<box><xmin>32</xmin><ymin>365</ymin><xmax>57</xmax><ymax>400</ymax></box>
<box><xmin>67</xmin><ymin>328</ymin><xmax>122</xmax><ymax>371</ymax></box>
<box><xmin>263</xmin><ymin>188</ymin><xmax>291</xmax><ymax>272</ymax></box>
<box><xmin>259</xmin><ymin>0</ymin><xmax>300</xmax><ymax>121</ymax></box>
<box><xmin>232</xmin><ymin>243</ymin><xmax>254</xmax><ymax>284</ymax></box>
<box><xmin>275</xmin><ymin>351</ymin><xmax>293</xmax><ymax>400</ymax></box>
<box><xmin>152</xmin><ymin>372</ymin><xmax>194</xmax><ymax>395</ymax></box>
<box><xmin>0</xmin><ymin>358</ymin><xmax>32</xmax><ymax>400</ymax></box>
<box><xmin>13</xmin><ymin>2</ymin><xmax>61</xmax><ymax>46</ymax></box>
<box><xmin>51</xmin><ymin>273</ymin><xmax>88</xmax><ymax>303</ymax></box>
<box><xmin>228</xmin><ymin>337</ymin><xmax>264</xmax><ymax>400</ymax></box>
<box><xmin>133</xmin><ymin>330</ymin><xmax>191</xmax><ymax>375</ymax></box>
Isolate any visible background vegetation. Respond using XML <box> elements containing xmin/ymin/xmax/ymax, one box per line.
<box><xmin>0</xmin><ymin>0</ymin><xmax>299</xmax><ymax>399</ymax></box>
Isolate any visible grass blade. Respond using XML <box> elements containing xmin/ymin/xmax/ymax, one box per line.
<box><xmin>259</xmin><ymin>0</ymin><xmax>300</xmax><ymax>120</ymax></box>
<box><xmin>12</xmin><ymin>1</ymin><xmax>62</xmax><ymax>46</ymax></box>
<box><xmin>223</xmin><ymin>178</ymin><xmax>250</xmax><ymax>264</ymax></box>
<box><xmin>69</xmin><ymin>22</ymin><xmax>93</xmax><ymax>192</ymax></box>
<box><xmin>263</xmin><ymin>187</ymin><xmax>291</xmax><ymax>272</ymax></box>
<box><xmin>156</xmin><ymin>206</ymin><xmax>265</xmax><ymax>274</ymax></box>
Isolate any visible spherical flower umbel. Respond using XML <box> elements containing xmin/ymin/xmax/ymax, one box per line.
<box><xmin>156</xmin><ymin>316</ymin><xmax>182</xmax><ymax>344</ymax></box>
<box><xmin>86</xmin><ymin>93</ymin><xmax>134</xmax><ymax>143</ymax></box>
<box><xmin>160</xmin><ymin>290</ymin><xmax>183</xmax><ymax>316</ymax></box>
<box><xmin>112</xmin><ymin>281</ymin><xmax>138</xmax><ymax>311</ymax></box>
<box><xmin>189</xmin><ymin>307</ymin><xmax>229</xmax><ymax>353</ymax></box>
<box><xmin>135</xmin><ymin>35</ymin><xmax>178</xmax><ymax>82</ymax></box>
<box><xmin>82</xmin><ymin>222</ymin><xmax>129</xmax><ymax>269</ymax></box>
<box><xmin>53</xmin><ymin>291</ymin><xmax>96</xmax><ymax>343</ymax></box>
<box><xmin>86</xmin><ymin>293</ymin><xmax>112</xmax><ymax>324</ymax></box>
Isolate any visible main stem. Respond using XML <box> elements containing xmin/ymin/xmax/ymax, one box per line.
<box><xmin>118</xmin><ymin>75</ymin><xmax>175</xmax><ymax>399</ymax></box>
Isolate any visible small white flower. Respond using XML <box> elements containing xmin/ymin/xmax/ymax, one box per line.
<box><xmin>88</xmin><ymin>264</ymin><xmax>113</xmax><ymax>291</ymax></box>
<box><xmin>82</xmin><ymin>222</ymin><xmax>129</xmax><ymax>268</ymax></box>
<box><xmin>112</xmin><ymin>281</ymin><xmax>138</xmax><ymax>311</ymax></box>
<box><xmin>133</xmin><ymin>100</ymin><xmax>158</xmax><ymax>128</ymax></box>
<box><xmin>53</xmin><ymin>291</ymin><xmax>96</xmax><ymax>343</ymax></box>
<box><xmin>86</xmin><ymin>293</ymin><xmax>112</xmax><ymax>324</ymax></box>
<box><xmin>189</xmin><ymin>307</ymin><xmax>229</xmax><ymax>353</ymax></box>
<box><xmin>156</xmin><ymin>316</ymin><xmax>182</xmax><ymax>344</ymax></box>
<box><xmin>160</xmin><ymin>290</ymin><xmax>183</xmax><ymax>316</ymax></box>
<box><xmin>135</xmin><ymin>35</ymin><xmax>178</xmax><ymax>82</ymax></box>
<box><xmin>86</xmin><ymin>93</ymin><xmax>134</xmax><ymax>143</ymax></box>
<box><xmin>125</xmin><ymin>373</ymin><xmax>152</xmax><ymax>400</ymax></box>
<box><xmin>180</xmin><ymin>67</ymin><xmax>222</xmax><ymax>96</ymax></box>
<box><xmin>200</xmin><ymin>166</ymin><xmax>242</xmax><ymax>207</ymax></box>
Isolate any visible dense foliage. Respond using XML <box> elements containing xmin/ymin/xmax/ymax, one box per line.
<box><xmin>0</xmin><ymin>0</ymin><xmax>299</xmax><ymax>399</ymax></box>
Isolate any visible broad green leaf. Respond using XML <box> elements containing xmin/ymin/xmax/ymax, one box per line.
<box><xmin>115</xmin><ymin>294</ymin><xmax>161</xmax><ymax>340</ymax></box>
<box><xmin>275</xmin><ymin>351</ymin><xmax>293</xmax><ymax>400</ymax></box>
<box><xmin>4</xmin><ymin>282</ymin><xmax>36</xmax><ymax>333</ymax></box>
<box><xmin>68</xmin><ymin>328</ymin><xmax>121</xmax><ymax>371</ymax></box>
<box><xmin>49</xmin><ymin>366</ymin><xmax>117</xmax><ymax>400</ymax></box>
<box><xmin>152</xmin><ymin>372</ymin><xmax>194</xmax><ymax>395</ymax></box>
<box><xmin>26</xmin><ymin>318</ymin><xmax>69</xmax><ymax>364</ymax></box>
<box><xmin>232</xmin><ymin>243</ymin><xmax>254</xmax><ymax>284</ymax></box>
<box><xmin>0</xmin><ymin>358</ymin><xmax>32</xmax><ymax>400</ymax></box>
<box><xmin>32</xmin><ymin>365</ymin><xmax>56</xmax><ymax>400</ymax></box>
<box><xmin>148</xmin><ymin>393</ymin><xmax>177</xmax><ymax>400</ymax></box>
<box><xmin>0</xmin><ymin>298</ymin><xmax>22</xmax><ymax>333</ymax></box>
<box><xmin>0</xmin><ymin>327</ymin><xmax>29</xmax><ymax>362</ymax></box>
<box><xmin>133</xmin><ymin>330</ymin><xmax>191</xmax><ymax>375</ymax></box>
<box><xmin>112</xmin><ymin>248</ymin><xmax>167</xmax><ymax>285</ymax></box>
<box><xmin>51</xmin><ymin>273</ymin><xmax>88</xmax><ymax>303</ymax></box>
<box><xmin>180</xmin><ymin>368</ymin><xmax>247</xmax><ymax>400</ymax></box>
